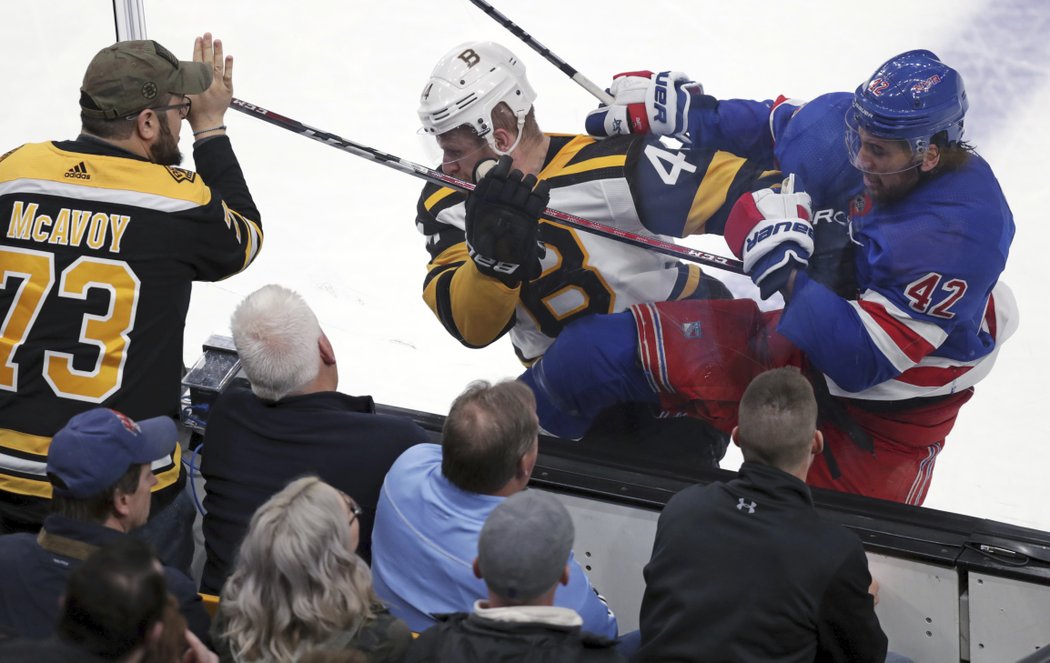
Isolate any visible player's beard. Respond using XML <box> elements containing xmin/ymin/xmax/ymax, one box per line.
<box><xmin>149</xmin><ymin>117</ymin><xmax>183</xmax><ymax>166</ymax></box>
<box><xmin>863</xmin><ymin>166</ymin><xmax>920</xmax><ymax>205</ymax></box>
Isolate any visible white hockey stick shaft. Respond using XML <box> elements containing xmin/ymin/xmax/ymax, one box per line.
<box><xmin>467</xmin><ymin>0</ymin><xmax>614</xmax><ymax>106</ymax></box>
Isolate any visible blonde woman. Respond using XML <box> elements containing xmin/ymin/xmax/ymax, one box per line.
<box><xmin>213</xmin><ymin>477</ymin><xmax>410</xmax><ymax>662</ymax></box>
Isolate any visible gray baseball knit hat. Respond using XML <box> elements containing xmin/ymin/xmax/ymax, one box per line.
<box><xmin>477</xmin><ymin>490</ymin><xmax>575</xmax><ymax>602</ymax></box>
<box><xmin>81</xmin><ymin>40</ymin><xmax>211</xmax><ymax>119</ymax></box>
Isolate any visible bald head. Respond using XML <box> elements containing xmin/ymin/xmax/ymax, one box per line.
<box><xmin>441</xmin><ymin>380</ymin><xmax>538</xmax><ymax>494</ymax></box>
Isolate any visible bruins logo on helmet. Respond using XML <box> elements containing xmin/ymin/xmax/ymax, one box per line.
<box><xmin>166</xmin><ymin>166</ymin><xmax>197</xmax><ymax>183</ymax></box>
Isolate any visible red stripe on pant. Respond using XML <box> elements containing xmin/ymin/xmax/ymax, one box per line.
<box><xmin>806</xmin><ymin>390</ymin><xmax>972</xmax><ymax>504</ymax></box>
<box><xmin>634</xmin><ymin>298</ymin><xmax>973</xmax><ymax>505</ymax></box>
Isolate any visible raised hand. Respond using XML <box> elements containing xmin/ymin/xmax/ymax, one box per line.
<box><xmin>585</xmin><ymin>70</ymin><xmax>701</xmax><ymax>143</ymax></box>
<box><xmin>188</xmin><ymin>32</ymin><xmax>233</xmax><ymax>135</ymax></box>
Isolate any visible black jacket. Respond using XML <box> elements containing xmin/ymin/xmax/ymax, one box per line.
<box><xmin>0</xmin><ymin>636</ymin><xmax>110</xmax><ymax>662</ymax></box>
<box><xmin>406</xmin><ymin>611</ymin><xmax>626</xmax><ymax>662</ymax></box>
<box><xmin>635</xmin><ymin>462</ymin><xmax>887</xmax><ymax>662</ymax></box>
<box><xmin>200</xmin><ymin>381</ymin><xmax>427</xmax><ymax>593</ymax></box>
<box><xmin>0</xmin><ymin>515</ymin><xmax>210</xmax><ymax>643</ymax></box>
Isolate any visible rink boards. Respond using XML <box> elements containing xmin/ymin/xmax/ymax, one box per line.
<box><xmin>386</xmin><ymin>405</ymin><xmax>1050</xmax><ymax>663</ymax></box>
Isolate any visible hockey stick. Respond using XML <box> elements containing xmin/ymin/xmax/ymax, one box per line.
<box><xmin>230</xmin><ymin>98</ymin><xmax>744</xmax><ymax>273</ymax></box>
<box><xmin>467</xmin><ymin>0</ymin><xmax>614</xmax><ymax>106</ymax></box>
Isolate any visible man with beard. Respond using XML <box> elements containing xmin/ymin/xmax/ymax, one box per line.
<box><xmin>521</xmin><ymin>50</ymin><xmax>1017</xmax><ymax>504</ymax></box>
<box><xmin>0</xmin><ymin>33</ymin><xmax>263</xmax><ymax>566</ymax></box>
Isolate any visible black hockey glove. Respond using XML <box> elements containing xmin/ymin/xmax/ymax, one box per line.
<box><xmin>465</xmin><ymin>155</ymin><xmax>550</xmax><ymax>287</ymax></box>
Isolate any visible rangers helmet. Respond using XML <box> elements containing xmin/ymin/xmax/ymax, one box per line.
<box><xmin>846</xmin><ymin>50</ymin><xmax>967</xmax><ymax>162</ymax></box>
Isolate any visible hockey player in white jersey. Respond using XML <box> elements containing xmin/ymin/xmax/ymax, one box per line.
<box><xmin>413</xmin><ymin>42</ymin><xmax>782</xmax><ymax>454</ymax></box>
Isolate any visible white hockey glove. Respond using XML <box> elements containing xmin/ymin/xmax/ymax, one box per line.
<box><xmin>724</xmin><ymin>176</ymin><xmax>813</xmax><ymax>300</ymax></box>
<box><xmin>585</xmin><ymin>70</ymin><xmax>702</xmax><ymax>144</ymax></box>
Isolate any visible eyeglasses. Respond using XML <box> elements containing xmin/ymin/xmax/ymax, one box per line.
<box><xmin>348</xmin><ymin>500</ymin><xmax>363</xmax><ymax>526</ymax></box>
<box><xmin>124</xmin><ymin>97</ymin><xmax>191</xmax><ymax>121</ymax></box>
<box><xmin>338</xmin><ymin>490</ymin><xmax>363</xmax><ymax>526</ymax></box>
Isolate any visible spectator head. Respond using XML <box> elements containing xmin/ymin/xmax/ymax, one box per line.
<box><xmin>56</xmin><ymin>537</ymin><xmax>167</xmax><ymax>660</ymax></box>
<box><xmin>47</xmin><ymin>408</ymin><xmax>174</xmax><ymax>530</ymax></box>
<box><xmin>80</xmin><ymin>39</ymin><xmax>209</xmax><ymax>139</ymax></box>
<box><xmin>141</xmin><ymin>595</ymin><xmax>188</xmax><ymax>663</ymax></box>
<box><xmin>219</xmin><ymin>477</ymin><xmax>376</xmax><ymax>662</ymax></box>
<box><xmin>441</xmin><ymin>379</ymin><xmax>539</xmax><ymax>495</ymax></box>
<box><xmin>473</xmin><ymin>490</ymin><xmax>574</xmax><ymax>606</ymax></box>
<box><xmin>231</xmin><ymin>284</ymin><xmax>337</xmax><ymax>401</ymax></box>
<box><xmin>733</xmin><ymin>368</ymin><xmax>823</xmax><ymax>476</ymax></box>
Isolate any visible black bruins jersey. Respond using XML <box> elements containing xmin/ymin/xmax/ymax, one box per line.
<box><xmin>0</xmin><ymin>136</ymin><xmax>262</xmax><ymax>504</ymax></box>
<box><xmin>416</xmin><ymin>133</ymin><xmax>778</xmax><ymax>362</ymax></box>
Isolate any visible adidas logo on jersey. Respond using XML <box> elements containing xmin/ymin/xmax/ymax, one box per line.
<box><xmin>64</xmin><ymin>161</ymin><xmax>90</xmax><ymax>180</ymax></box>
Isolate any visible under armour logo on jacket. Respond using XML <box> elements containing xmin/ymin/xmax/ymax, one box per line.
<box><xmin>736</xmin><ymin>498</ymin><xmax>757</xmax><ymax>514</ymax></box>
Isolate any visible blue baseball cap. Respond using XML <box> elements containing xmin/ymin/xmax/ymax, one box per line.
<box><xmin>47</xmin><ymin>409</ymin><xmax>177</xmax><ymax>498</ymax></box>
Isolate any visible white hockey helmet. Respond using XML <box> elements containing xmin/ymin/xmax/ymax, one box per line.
<box><xmin>418</xmin><ymin>41</ymin><xmax>537</xmax><ymax>154</ymax></box>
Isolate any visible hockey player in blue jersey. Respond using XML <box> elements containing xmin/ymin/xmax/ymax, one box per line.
<box><xmin>521</xmin><ymin>50</ymin><xmax>1017</xmax><ymax>504</ymax></box>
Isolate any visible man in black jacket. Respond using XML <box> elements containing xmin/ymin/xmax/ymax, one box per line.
<box><xmin>200</xmin><ymin>284</ymin><xmax>427</xmax><ymax>594</ymax></box>
<box><xmin>0</xmin><ymin>408</ymin><xmax>210</xmax><ymax>643</ymax></box>
<box><xmin>406</xmin><ymin>489</ymin><xmax>625</xmax><ymax>662</ymax></box>
<box><xmin>636</xmin><ymin>368</ymin><xmax>887</xmax><ymax>662</ymax></box>
<box><xmin>0</xmin><ymin>537</ymin><xmax>217</xmax><ymax>662</ymax></box>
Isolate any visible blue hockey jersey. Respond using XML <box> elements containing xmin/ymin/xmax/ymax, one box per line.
<box><xmin>686</xmin><ymin>91</ymin><xmax>1018</xmax><ymax>400</ymax></box>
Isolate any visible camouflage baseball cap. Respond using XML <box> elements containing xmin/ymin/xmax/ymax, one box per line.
<box><xmin>81</xmin><ymin>40</ymin><xmax>212</xmax><ymax>120</ymax></box>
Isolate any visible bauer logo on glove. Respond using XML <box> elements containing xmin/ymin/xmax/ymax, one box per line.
<box><xmin>465</xmin><ymin>155</ymin><xmax>550</xmax><ymax>287</ymax></box>
<box><xmin>744</xmin><ymin>220</ymin><xmax>814</xmax><ymax>254</ymax></box>
<box><xmin>725</xmin><ymin>176</ymin><xmax>814</xmax><ymax>300</ymax></box>
<box><xmin>584</xmin><ymin>70</ymin><xmax>702</xmax><ymax>143</ymax></box>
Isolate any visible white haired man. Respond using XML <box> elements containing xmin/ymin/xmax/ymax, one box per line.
<box><xmin>199</xmin><ymin>284</ymin><xmax>427</xmax><ymax>594</ymax></box>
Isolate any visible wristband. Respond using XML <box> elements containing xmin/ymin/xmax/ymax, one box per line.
<box><xmin>192</xmin><ymin>125</ymin><xmax>227</xmax><ymax>137</ymax></box>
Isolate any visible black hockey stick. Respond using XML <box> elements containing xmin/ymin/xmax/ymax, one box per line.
<box><xmin>230</xmin><ymin>98</ymin><xmax>744</xmax><ymax>273</ymax></box>
<box><xmin>467</xmin><ymin>0</ymin><xmax>614</xmax><ymax>105</ymax></box>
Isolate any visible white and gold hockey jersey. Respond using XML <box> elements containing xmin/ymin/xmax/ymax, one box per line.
<box><xmin>416</xmin><ymin>133</ymin><xmax>778</xmax><ymax>363</ymax></box>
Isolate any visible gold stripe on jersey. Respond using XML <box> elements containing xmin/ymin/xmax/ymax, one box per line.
<box><xmin>221</xmin><ymin>202</ymin><xmax>263</xmax><ymax>271</ymax></box>
<box><xmin>0</xmin><ymin>474</ymin><xmax>52</xmax><ymax>499</ymax></box>
<box><xmin>423</xmin><ymin>244</ymin><xmax>519</xmax><ymax>347</ymax></box>
<box><xmin>537</xmin><ymin>136</ymin><xmax>627</xmax><ymax>182</ymax></box>
<box><xmin>0</xmin><ymin>143</ymin><xmax>214</xmax><ymax>211</ymax></box>
<box><xmin>683</xmin><ymin>151</ymin><xmax>748</xmax><ymax>236</ymax></box>
<box><xmin>0</xmin><ymin>428</ymin><xmax>182</xmax><ymax>498</ymax></box>
<box><xmin>0</xmin><ymin>428</ymin><xmax>50</xmax><ymax>455</ymax></box>
<box><xmin>425</xmin><ymin>187</ymin><xmax>459</xmax><ymax>213</ymax></box>
<box><xmin>673</xmin><ymin>264</ymin><xmax>703</xmax><ymax>300</ymax></box>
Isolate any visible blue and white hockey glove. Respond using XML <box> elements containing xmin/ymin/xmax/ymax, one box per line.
<box><xmin>725</xmin><ymin>177</ymin><xmax>813</xmax><ymax>300</ymax></box>
<box><xmin>585</xmin><ymin>70</ymin><xmax>702</xmax><ymax>144</ymax></box>
<box><xmin>465</xmin><ymin>155</ymin><xmax>550</xmax><ymax>287</ymax></box>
